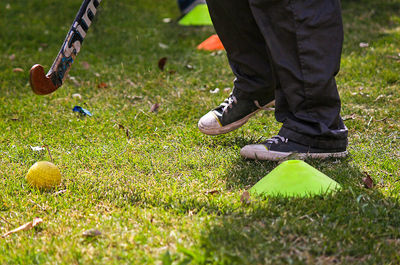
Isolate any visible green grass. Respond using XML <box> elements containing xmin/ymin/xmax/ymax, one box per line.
<box><xmin>0</xmin><ymin>0</ymin><xmax>399</xmax><ymax>264</ymax></box>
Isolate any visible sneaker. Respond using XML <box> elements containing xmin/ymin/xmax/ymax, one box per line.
<box><xmin>198</xmin><ymin>93</ymin><xmax>274</xmax><ymax>135</ymax></box>
<box><xmin>240</xmin><ymin>135</ymin><xmax>347</xmax><ymax>161</ymax></box>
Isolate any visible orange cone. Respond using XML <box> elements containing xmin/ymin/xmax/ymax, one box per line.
<box><xmin>197</xmin><ymin>34</ymin><xmax>224</xmax><ymax>51</ymax></box>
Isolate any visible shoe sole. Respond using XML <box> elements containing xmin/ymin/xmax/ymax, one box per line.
<box><xmin>198</xmin><ymin>100</ymin><xmax>275</xmax><ymax>135</ymax></box>
<box><xmin>240</xmin><ymin>149</ymin><xmax>348</xmax><ymax>161</ymax></box>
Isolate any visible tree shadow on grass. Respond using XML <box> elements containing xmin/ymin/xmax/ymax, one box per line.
<box><xmin>192</xmin><ymin>155</ymin><xmax>400</xmax><ymax>264</ymax></box>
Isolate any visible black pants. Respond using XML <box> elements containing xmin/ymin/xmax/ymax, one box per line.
<box><xmin>206</xmin><ymin>0</ymin><xmax>348</xmax><ymax>149</ymax></box>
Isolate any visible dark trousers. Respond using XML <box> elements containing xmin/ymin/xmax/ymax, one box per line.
<box><xmin>206</xmin><ymin>0</ymin><xmax>348</xmax><ymax>149</ymax></box>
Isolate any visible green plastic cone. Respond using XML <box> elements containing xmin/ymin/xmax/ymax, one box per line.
<box><xmin>178</xmin><ymin>4</ymin><xmax>213</xmax><ymax>26</ymax></box>
<box><xmin>249</xmin><ymin>160</ymin><xmax>341</xmax><ymax>197</ymax></box>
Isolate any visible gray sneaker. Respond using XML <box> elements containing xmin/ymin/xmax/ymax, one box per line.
<box><xmin>240</xmin><ymin>135</ymin><xmax>348</xmax><ymax>161</ymax></box>
<box><xmin>198</xmin><ymin>94</ymin><xmax>275</xmax><ymax>135</ymax></box>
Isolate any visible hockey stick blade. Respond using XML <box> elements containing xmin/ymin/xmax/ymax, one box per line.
<box><xmin>29</xmin><ymin>64</ymin><xmax>57</xmax><ymax>95</ymax></box>
<box><xmin>30</xmin><ymin>0</ymin><xmax>101</xmax><ymax>95</ymax></box>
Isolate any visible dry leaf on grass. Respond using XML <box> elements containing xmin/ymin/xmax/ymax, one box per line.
<box><xmin>343</xmin><ymin>114</ymin><xmax>357</xmax><ymax>121</ymax></box>
<box><xmin>126</xmin><ymin>79</ymin><xmax>137</xmax><ymax>87</ymax></box>
<box><xmin>126</xmin><ymin>128</ymin><xmax>131</xmax><ymax>140</ymax></box>
<box><xmin>158</xmin><ymin>57</ymin><xmax>167</xmax><ymax>71</ymax></box>
<box><xmin>13</xmin><ymin>68</ymin><xmax>24</xmax><ymax>72</ymax></box>
<box><xmin>97</xmin><ymin>82</ymin><xmax>108</xmax><ymax>89</ymax></box>
<box><xmin>363</xmin><ymin>172</ymin><xmax>374</xmax><ymax>189</ymax></box>
<box><xmin>68</xmin><ymin>76</ymin><xmax>81</xmax><ymax>87</ymax></box>
<box><xmin>53</xmin><ymin>189</ymin><xmax>67</xmax><ymax>196</ymax></box>
<box><xmin>210</xmin><ymin>88</ymin><xmax>219</xmax><ymax>94</ymax></box>
<box><xmin>150</xmin><ymin>103</ymin><xmax>160</xmax><ymax>113</ymax></box>
<box><xmin>113</xmin><ymin>122</ymin><xmax>125</xmax><ymax>130</ymax></box>
<box><xmin>374</xmin><ymin>95</ymin><xmax>385</xmax><ymax>102</ymax></box>
<box><xmin>82</xmin><ymin>229</ymin><xmax>102</xmax><ymax>237</ymax></box>
<box><xmin>81</xmin><ymin>61</ymin><xmax>90</xmax><ymax>70</ymax></box>
<box><xmin>240</xmin><ymin>191</ymin><xmax>251</xmax><ymax>204</ymax></box>
<box><xmin>126</xmin><ymin>95</ymin><xmax>143</xmax><ymax>101</ymax></box>
<box><xmin>114</xmin><ymin>124</ymin><xmax>131</xmax><ymax>139</ymax></box>
<box><xmin>72</xmin><ymin>93</ymin><xmax>82</xmax><ymax>100</ymax></box>
<box><xmin>2</xmin><ymin>218</ymin><xmax>43</xmax><ymax>238</ymax></box>
<box><xmin>205</xmin><ymin>190</ymin><xmax>220</xmax><ymax>196</ymax></box>
<box><xmin>159</xmin><ymin>43</ymin><xmax>169</xmax><ymax>49</ymax></box>
<box><xmin>386</xmin><ymin>55</ymin><xmax>400</xmax><ymax>61</ymax></box>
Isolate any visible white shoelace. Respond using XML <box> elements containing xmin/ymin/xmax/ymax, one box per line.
<box><xmin>266</xmin><ymin>135</ymin><xmax>288</xmax><ymax>144</ymax></box>
<box><xmin>220</xmin><ymin>94</ymin><xmax>238</xmax><ymax>112</ymax></box>
<box><xmin>220</xmin><ymin>94</ymin><xmax>273</xmax><ymax>113</ymax></box>
<box><xmin>254</xmin><ymin>100</ymin><xmax>275</xmax><ymax>110</ymax></box>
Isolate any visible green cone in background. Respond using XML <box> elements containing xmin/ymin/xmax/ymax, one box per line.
<box><xmin>178</xmin><ymin>4</ymin><xmax>213</xmax><ymax>26</ymax></box>
<box><xmin>249</xmin><ymin>160</ymin><xmax>341</xmax><ymax>197</ymax></box>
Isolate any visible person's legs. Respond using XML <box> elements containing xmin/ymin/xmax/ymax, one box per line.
<box><xmin>198</xmin><ymin>0</ymin><xmax>276</xmax><ymax>135</ymax></box>
<box><xmin>240</xmin><ymin>0</ymin><xmax>348</xmax><ymax>160</ymax></box>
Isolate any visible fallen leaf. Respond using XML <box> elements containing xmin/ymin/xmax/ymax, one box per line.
<box><xmin>13</xmin><ymin>68</ymin><xmax>23</xmax><ymax>72</ymax></box>
<box><xmin>386</xmin><ymin>55</ymin><xmax>400</xmax><ymax>61</ymax></box>
<box><xmin>150</xmin><ymin>103</ymin><xmax>160</xmax><ymax>113</ymax></box>
<box><xmin>343</xmin><ymin>114</ymin><xmax>357</xmax><ymax>121</ymax></box>
<box><xmin>240</xmin><ymin>191</ymin><xmax>251</xmax><ymax>204</ymax></box>
<box><xmin>2</xmin><ymin>217</ymin><xmax>43</xmax><ymax>238</ymax></box>
<box><xmin>81</xmin><ymin>61</ymin><xmax>90</xmax><ymax>70</ymax></box>
<box><xmin>159</xmin><ymin>43</ymin><xmax>169</xmax><ymax>49</ymax></box>
<box><xmin>210</xmin><ymin>88</ymin><xmax>219</xmax><ymax>94</ymax></box>
<box><xmin>376</xmin><ymin>117</ymin><xmax>388</xmax><ymax>122</ymax></box>
<box><xmin>53</xmin><ymin>189</ymin><xmax>67</xmax><ymax>196</ymax></box>
<box><xmin>374</xmin><ymin>94</ymin><xmax>384</xmax><ymax>102</ymax></box>
<box><xmin>158</xmin><ymin>57</ymin><xmax>167</xmax><ymax>71</ymax></box>
<box><xmin>224</xmin><ymin>87</ymin><xmax>231</xmax><ymax>93</ymax></box>
<box><xmin>97</xmin><ymin>82</ymin><xmax>108</xmax><ymax>88</ymax></box>
<box><xmin>205</xmin><ymin>190</ymin><xmax>220</xmax><ymax>195</ymax></box>
<box><xmin>115</xmin><ymin>123</ymin><xmax>124</xmax><ymax>130</ymax></box>
<box><xmin>82</xmin><ymin>229</ymin><xmax>102</xmax><ymax>237</ymax></box>
<box><xmin>362</xmin><ymin>172</ymin><xmax>374</xmax><ymax>189</ymax></box>
<box><xmin>126</xmin><ymin>95</ymin><xmax>143</xmax><ymax>101</ymax></box>
<box><xmin>162</xmin><ymin>18</ymin><xmax>172</xmax><ymax>23</ymax></box>
<box><xmin>72</xmin><ymin>93</ymin><xmax>82</xmax><ymax>100</ymax></box>
<box><xmin>69</xmin><ymin>76</ymin><xmax>80</xmax><ymax>87</ymax></box>
<box><xmin>126</xmin><ymin>79</ymin><xmax>137</xmax><ymax>87</ymax></box>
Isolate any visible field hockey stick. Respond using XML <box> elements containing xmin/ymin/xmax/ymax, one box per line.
<box><xmin>30</xmin><ymin>0</ymin><xmax>101</xmax><ymax>95</ymax></box>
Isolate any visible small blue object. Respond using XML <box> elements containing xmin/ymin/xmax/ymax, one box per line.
<box><xmin>73</xmin><ymin>106</ymin><xmax>92</xmax><ymax>116</ymax></box>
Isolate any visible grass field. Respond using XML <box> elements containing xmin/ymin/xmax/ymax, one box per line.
<box><xmin>1</xmin><ymin>0</ymin><xmax>399</xmax><ymax>264</ymax></box>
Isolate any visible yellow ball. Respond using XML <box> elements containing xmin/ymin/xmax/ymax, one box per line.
<box><xmin>26</xmin><ymin>161</ymin><xmax>61</xmax><ymax>189</ymax></box>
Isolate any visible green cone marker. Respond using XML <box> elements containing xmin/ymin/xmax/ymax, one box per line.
<box><xmin>250</xmin><ymin>160</ymin><xmax>341</xmax><ymax>197</ymax></box>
